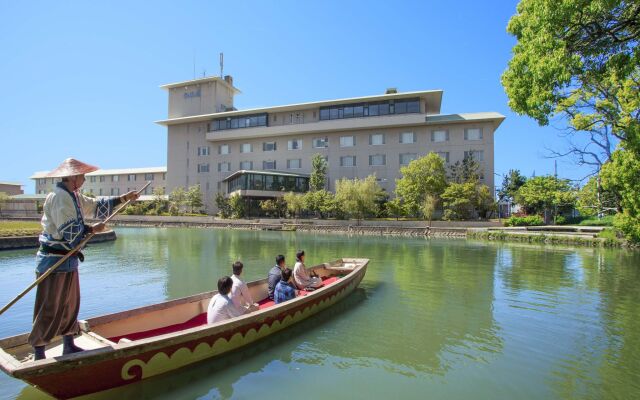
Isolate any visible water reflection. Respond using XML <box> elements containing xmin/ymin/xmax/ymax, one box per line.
<box><xmin>3</xmin><ymin>230</ymin><xmax>640</xmax><ymax>400</ymax></box>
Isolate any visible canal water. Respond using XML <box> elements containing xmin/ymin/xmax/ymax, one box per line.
<box><xmin>0</xmin><ymin>228</ymin><xmax>639</xmax><ymax>399</ymax></box>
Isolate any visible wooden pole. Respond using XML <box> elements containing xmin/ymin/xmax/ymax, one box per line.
<box><xmin>0</xmin><ymin>181</ymin><xmax>151</xmax><ymax>317</ymax></box>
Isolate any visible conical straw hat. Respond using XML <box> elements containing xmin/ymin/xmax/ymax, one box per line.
<box><xmin>46</xmin><ymin>158</ymin><xmax>99</xmax><ymax>178</ymax></box>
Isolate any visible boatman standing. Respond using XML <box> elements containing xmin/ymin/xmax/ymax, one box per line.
<box><xmin>29</xmin><ymin>158</ymin><xmax>139</xmax><ymax>360</ymax></box>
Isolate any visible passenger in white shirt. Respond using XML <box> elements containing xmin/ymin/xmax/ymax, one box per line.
<box><xmin>207</xmin><ymin>276</ymin><xmax>244</xmax><ymax>324</ymax></box>
<box><xmin>230</xmin><ymin>261</ymin><xmax>259</xmax><ymax>313</ymax></box>
<box><xmin>293</xmin><ymin>250</ymin><xmax>323</xmax><ymax>290</ymax></box>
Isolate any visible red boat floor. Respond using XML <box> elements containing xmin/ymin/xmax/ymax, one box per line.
<box><xmin>108</xmin><ymin>276</ymin><xmax>340</xmax><ymax>343</ymax></box>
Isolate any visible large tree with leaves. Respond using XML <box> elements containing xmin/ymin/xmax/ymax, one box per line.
<box><xmin>502</xmin><ymin>0</ymin><xmax>640</xmax><ymax>168</ymax></box>
<box><xmin>309</xmin><ymin>153</ymin><xmax>328</xmax><ymax>191</ymax></box>
<box><xmin>335</xmin><ymin>175</ymin><xmax>382</xmax><ymax>221</ymax></box>
<box><xmin>515</xmin><ymin>176</ymin><xmax>577</xmax><ymax>223</ymax></box>
<box><xmin>600</xmin><ymin>148</ymin><xmax>640</xmax><ymax>242</ymax></box>
<box><xmin>395</xmin><ymin>153</ymin><xmax>448</xmax><ymax>217</ymax></box>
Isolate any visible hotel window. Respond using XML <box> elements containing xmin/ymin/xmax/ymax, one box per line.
<box><xmin>399</xmin><ymin>153</ymin><xmax>418</xmax><ymax>165</ymax></box>
<box><xmin>90</xmin><ymin>176</ymin><xmax>96</xmax><ymax>183</ymax></box>
<box><xmin>240</xmin><ymin>143</ymin><xmax>253</xmax><ymax>153</ymax></box>
<box><xmin>240</xmin><ymin>161</ymin><xmax>253</xmax><ymax>170</ymax></box>
<box><xmin>464</xmin><ymin>128</ymin><xmax>483</xmax><ymax>141</ymax></box>
<box><xmin>128</xmin><ymin>174</ymin><xmax>136</xmax><ymax>181</ymax></box>
<box><xmin>112</xmin><ymin>175</ymin><xmax>119</xmax><ymax>182</ymax></box>
<box><xmin>436</xmin><ymin>152</ymin><xmax>450</xmax><ymax>163</ymax></box>
<box><xmin>198</xmin><ymin>146</ymin><xmax>210</xmax><ymax>156</ymax></box>
<box><xmin>287</xmin><ymin>159</ymin><xmax>302</xmax><ymax>169</ymax></box>
<box><xmin>340</xmin><ymin>136</ymin><xmax>355</xmax><ymax>147</ymax></box>
<box><xmin>288</xmin><ymin>139</ymin><xmax>302</xmax><ymax>150</ymax></box>
<box><xmin>263</xmin><ymin>160</ymin><xmax>276</xmax><ymax>170</ymax></box>
<box><xmin>99</xmin><ymin>176</ymin><xmax>106</xmax><ymax>182</ymax></box>
<box><xmin>213</xmin><ymin>113</ymin><xmax>267</xmax><ymax>131</ymax></box>
<box><xmin>218</xmin><ymin>144</ymin><xmax>230</xmax><ymax>155</ymax></box>
<box><xmin>369</xmin><ymin>133</ymin><xmax>385</xmax><ymax>145</ymax></box>
<box><xmin>340</xmin><ymin>156</ymin><xmax>356</xmax><ymax>167</ymax></box>
<box><xmin>319</xmin><ymin>98</ymin><xmax>420</xmax><ymax>120</ymax></box>
<box><xmin>369</xmin><ymin>154</ymin><xmax>386</xmax><ymax>166</ymax></box>
<box><xmin>145</xmin><ymin>173</ymin><xmax>154</xmax><ymax>180</ymax></box>
<box><xmin>313</xmin><ymin>137</ymin><xmax>329</xmax><ymax>148</ymax></box>
<box><xmin>263</xmin><ymin>142</ymin><xmax>277</xmax><ymax>152</ymax></box>
<box><xmin>464</xmin><ymin>150</ymin><xmax>484</xmax><ymax>162</ymax></box>
<box><xmin>400</xmin><ymin>132</ymin><xmax>416</xmax><ymax>144</ymax></box>
<box><xmin>218</xmin><ymin>162</ymin><xmax>231</xmax><ymax>172</ymax></box>
<box><xmin>431</xmin><ymin>130</ymin><xmax>449</xmax><ymax>142</ymax></box>
<box><xmin>197</xmin><ymin>163</ymin><xmax>210</xmax><ymax>173</ymax></box>
<box><xmin>99</xmin><ymin>188</ymin><xmax>103</xmax><ymax>196</ymax></box>
<box><xmin>162</xmin><ymin>173</ymin><xmax>166</xmax><ymax>180</ymax></box>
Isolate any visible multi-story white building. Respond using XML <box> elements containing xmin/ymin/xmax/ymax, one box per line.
<box><xmin>156</xmin><ymin>75</ymin><xmax>504</xmax><ymax>213</ymax></box>
<box><xmin>31</xmin><ymin>167</ymin><xmax>167</xmax><ymax>199</ymax></box>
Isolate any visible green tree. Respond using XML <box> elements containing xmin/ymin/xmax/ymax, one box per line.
<box><xmin>150</xmin><ymin>186</ymin><xmax>168</xmax><ymax>215</ymax></box>
<box><xmin>303</xmin><ymin>189</ymin><xmax>334</xmax><ymax>219</ymax></box>
<box><xmin>228</xmin><ymin>194</ymin><xmax>246</xmax><ymax>219</ymax></box>
<box><xmin>601</xmin><ymin>148</ymin><xmax>640</xmax><ymax>242</ymax></box>
<box><xmin>309</xmin><ymin>153</ymin><xmax>327</xmax><ymax>191</ymax></box>
<box><xmin>186</xmin><ymin>185</ymin><xmax>204</xmax><ymax>213</ymax></box>
<box><xmin>441</xmin><ymin>182</ymin><xmax>476</xmax><ymax>220</ymax></box>
<box><xmin>283</xmin><ymin>192</ymin><xmax>305</xmax><ymax>219</ymax></box>
<box><xmin>577</xmin><ymin>175</ymin><xmax>620</xmax><ymax>217</ymax></box>
<box><xmin>515</xmin><ymin>176</ymin><xmax>577</xmax><ymax>224</ymax></box>
<box><xmin>395</xmin><ymin>153</ymin><xmax>448</xmax><ymax>217</ymax></box>
<box><xmin>335</xmin><ymin>175</ymin><xmax>382</xmax><ymax>221</ymax></box>
<box><xmin>498</xmin><ymin>169</ymin><xmax>527</xmax><ymax>204</ymax></box>
<box><xmin>169</xmin><ymin>187</ymin><xmax>187</xmax><ymax>215</ymax></box>
<box><xmin>502</xmin><ymin>0</ymin><xmax>640</xmax><ymax>156</ymax></box>
<box><xmin>422</xmin><ymin>194</ymin><xmax>438</xmax><ymax>226</ymax></box>
<box><xmin>385</xmin><ymin>198</ymin><xmax>405</xmax><ymax>220</ymax></box>
<box><xmin>449</xmin><ymin>153</ymin><xmax>482</xmax><ymax>184</ymax></box>
<box><xmin>475</xmin><ymin>184</ymin><xmax>497</xmax><ymax>218</ymax></box>
<box><xmin>214</xmin><ymin>192</ymin><xmax>232</xmax><ymax>218</ymax></box>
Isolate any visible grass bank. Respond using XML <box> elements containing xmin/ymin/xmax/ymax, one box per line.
<box><xmin>0</xmin><ymin>220</ymin><xmax>41</xmax><ymax>237</ymax></box>
<box><xmin>467</xmin><ymin>229</ymin><xmax>627</xmax><ymax>248</ymax></box>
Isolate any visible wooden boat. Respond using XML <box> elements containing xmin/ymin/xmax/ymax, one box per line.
<box><xmin>0</xmin><ymin>258</ymin><xmax>368</xmax><ymax>399</ymax></box>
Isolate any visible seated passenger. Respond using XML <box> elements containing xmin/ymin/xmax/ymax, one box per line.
<box><xmin>293</xmin><ymin>250</ymin><xmax>322</xmax><ymax>290</ymax></box>
<box><xmin>207</xmin><ymin>276</ymin><xmax>244</xmax><ymax>324</ymax></box>
<box><xmin>267</xmin><ymin>255</ymin><xmax>286</xmax><ymax>300</ymax></box>
<box><xmin>230</xmin><ymin>261</ymin><xmax>258</xmax><ymax>313</ymax></box>
<box><xmin>274</xmin><ymin>268</ymin><xmax>297</xmax><ymax>304</ymax></box>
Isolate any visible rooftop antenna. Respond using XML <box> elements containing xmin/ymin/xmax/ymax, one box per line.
<box><xmin>554</xmin><ymin>160</ymin><xmax>558</xmax><ymax>178</ymax></box>
<box><xmin>220</xmin><ymin>52</ymin><xmax>224</xmax><ymax>78</ymax></box>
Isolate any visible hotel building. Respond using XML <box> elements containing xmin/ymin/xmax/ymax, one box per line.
<box><xmin>156</xmin><ymin>75</ymin><xmax>504</xmax><ymax>214</ymax></box>
<box><xmin>31</xmin><ymin>167</ymin><xmax>167</xmax><ymax>199</ymax></box>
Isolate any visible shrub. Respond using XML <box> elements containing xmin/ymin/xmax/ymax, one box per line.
<box><xmin>505</xmin><ymin>215</ymin><xmax>544</xmax><ymax>227</ymax></box>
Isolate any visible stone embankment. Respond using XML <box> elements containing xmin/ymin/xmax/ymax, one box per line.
<box><xmin>0</xmin><ymin>230</ymin><xmax>117</xmax><ymax>251</ymax></box>
<box><xmin>110</xmin><ymin>215</ymin><xmax>495</xmax><ymax>237</ymax></box>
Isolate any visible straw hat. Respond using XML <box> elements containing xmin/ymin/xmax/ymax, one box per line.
<box><xmin>46</xmin><ymin>158</ymin><xmax>99</xmax><ymax>178</ymax></box>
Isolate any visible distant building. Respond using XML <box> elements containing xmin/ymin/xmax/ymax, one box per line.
<box><xmin>0</xmin><ymin>182</ymin><xmax>24</xmax><ymax>196</ymax></box>
<box><xmin>31</xmin><ymin>167</ymin><xmax>167</xmax><ymax>198</ymax></box>
<box><xmin>156</xmin><ymin>75</ymin><xmax>505</xmax><ymax>214</ymax></box>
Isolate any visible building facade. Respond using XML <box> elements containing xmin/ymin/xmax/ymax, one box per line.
<box><xmin>0</xmin><ymin>182</ymin><xmax>24</xmax><ymax>196</ymax></box>
<box><xmin>157</xmin><ymin>75</ymin><xmax>504</xmax><ymax>213</ymax></box>
<box><xmin>31</xmin><ymin>167</ymin><xmax>167</xmax><ymax>199</ymax></box>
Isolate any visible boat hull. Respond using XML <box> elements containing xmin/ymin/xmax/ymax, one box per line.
<box><xmin>8</xmin><ymin>260</ymin><xmax>367</xmax><ymax>399</ymax></box>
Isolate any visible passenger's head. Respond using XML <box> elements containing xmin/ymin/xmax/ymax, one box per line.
<box><xmin>281</xmin><ymin>267</ymin><xmax>292</xmax><ymax>282</ymax></box>
<box><xmin>232</xmin><ymin>261</ymin><xmax>243</xmax><ymax>276</ymax></box>
<box><xmin>217</xmin><ymin>276</ymin><xmax>233</xmax><ymax>295</ymax></box>
<box><xmin>296</xmin><ymin>250</ymin><xmax>305</xmax><ymax>262</ymax></box>
<box><xmin>276</xmin><ymin>254</ymin><xmax>285</xmax><ymax>267</ymax></box>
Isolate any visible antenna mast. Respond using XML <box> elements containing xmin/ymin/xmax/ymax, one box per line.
<box><xmin>219</xmin><ymin>52</ymin><xmax>224</xmax><ymax>77</ymax></box>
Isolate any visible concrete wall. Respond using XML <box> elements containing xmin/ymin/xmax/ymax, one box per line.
<box><xmin>34</xmin><ymin>171</ymin><xmax>167</xmax><ymax>196</ymax></box>
<box><xmin>0</xmin><ymin>184</ymin><xmax>23</xmax><ymax>196</ymax></box>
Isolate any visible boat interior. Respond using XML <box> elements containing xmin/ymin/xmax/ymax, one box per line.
<box><xmin>0</xmin><ymin>259</ymin><xmax>362</xmax><ymax>366</ymax></box>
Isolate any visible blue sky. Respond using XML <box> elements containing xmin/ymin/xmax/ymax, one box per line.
<box><xmin>0</xmin><ymin>1</ymin><xmax>594</xmax><ymax>194</ymax></box>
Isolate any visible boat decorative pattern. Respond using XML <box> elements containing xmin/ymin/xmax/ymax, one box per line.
<box><xmin>121</xmin><ymin>277</ymin><xmax>359</xmax><ymax>381</ymax></box>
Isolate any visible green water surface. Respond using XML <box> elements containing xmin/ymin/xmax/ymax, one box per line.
<box><xmin>0</xmin><ymin>227</ymin><xmax>638</xmax><ymax>400</ymax></box>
